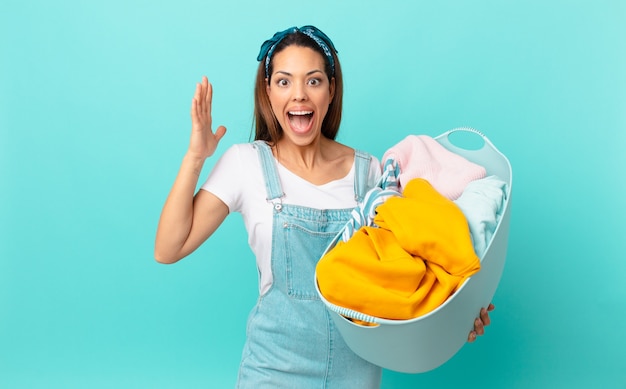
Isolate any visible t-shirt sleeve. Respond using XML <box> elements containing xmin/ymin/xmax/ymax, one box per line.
<box><xmin>199</xmin><ymin>144</ymin><xmax>247</xmax><ymax>213</ymax></box>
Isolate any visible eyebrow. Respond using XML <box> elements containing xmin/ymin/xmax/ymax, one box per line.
<box><xmin>274</xmin><ymin>69</ymin><xmax>324</xmax><ymax>77</ymax></box>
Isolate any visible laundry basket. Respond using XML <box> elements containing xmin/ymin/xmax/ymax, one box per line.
<box><xmin>315</xmin><ymin>127</ymin><xmax>512</xmax><ymax>373</ymax></box>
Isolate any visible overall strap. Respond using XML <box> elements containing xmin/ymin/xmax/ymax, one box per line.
<box><xmin>252</xmin><ymin>141</ymin><xmax>284</xmax><ymax>202</ymax></box>
<box><xmin>353</xmin><ymin>149</ymin><xmax>372</xmax><ymax>203</ymax></box>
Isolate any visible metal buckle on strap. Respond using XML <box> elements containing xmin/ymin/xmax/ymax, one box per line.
<box><xmin>269</xmin><ymin>198</ymin><xmax>283</xmax><ymax>212</ymax></box>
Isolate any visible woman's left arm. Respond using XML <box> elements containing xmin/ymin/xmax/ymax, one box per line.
<box><xmin>467</xmin><ymin>303</ymin><xmax>495</xmax><ymax>343</ymax></box>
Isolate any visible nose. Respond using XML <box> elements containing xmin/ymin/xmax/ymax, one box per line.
<box><xmin>292</xmin><ymin>81</ymin><xmax>308</xmax><ymax>101</ymax></box>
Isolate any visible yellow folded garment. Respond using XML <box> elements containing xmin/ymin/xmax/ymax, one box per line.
<box><xmin>316</xmin><ymin>178</ymin><xmax>480</xmax><ymax>320</ymax></box>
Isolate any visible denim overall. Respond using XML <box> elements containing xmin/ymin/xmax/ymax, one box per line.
<box><xmin>236</xmin><ymin>141</ymin><xmax>382</xmax><ymax>389</ymax></box>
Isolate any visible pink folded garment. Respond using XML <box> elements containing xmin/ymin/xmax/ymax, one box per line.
<box><xmin>382</xmin><ymin>135</ymin><xmax>487</xmax><ymax>200</ymax></box>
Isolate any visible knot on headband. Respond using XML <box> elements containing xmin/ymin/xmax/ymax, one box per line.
<box><xmin>257</xmin><ymin>25</ymin><xmax>338</xmax><ymax>78</ymax></box>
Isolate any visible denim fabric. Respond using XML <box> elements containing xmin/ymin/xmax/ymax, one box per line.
<box><xmin>236</xmin><ymin>142</ymin><xmax>381</xmax><ymax>389</ymax></box>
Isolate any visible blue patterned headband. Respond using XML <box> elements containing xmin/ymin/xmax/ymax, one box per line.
<box><xmin>257</xmin><ymin>25</ymin><xmax>338</xmax><ymax>78</ymax></box>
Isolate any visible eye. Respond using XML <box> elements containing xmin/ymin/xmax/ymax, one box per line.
<box><xmin>308</xmin><ymin>78</ymin><xmax>322</xmax><ymax>86</ymax></box>
<box><xmin>276</xmin><ymin>78</ymin><xmax>289</xmax><ymax>87</ymax></box>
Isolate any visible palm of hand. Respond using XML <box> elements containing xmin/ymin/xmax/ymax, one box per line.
<box><xmin>189</xmin><ymin>76</ymin><xmax>226</xmax><ymax>160</ymax></box>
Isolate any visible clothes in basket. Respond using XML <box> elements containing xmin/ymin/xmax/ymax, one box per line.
<box><xmin>316</xmin><ymin>178</ymin><xmax>481</xmax><ymax>321</ymax></box>
<box><xmin>316</xmin><ymin>134</ymin><xmax>507</xmax><ymax>323</ymax></box>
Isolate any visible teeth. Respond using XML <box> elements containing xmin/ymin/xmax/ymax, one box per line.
<box><xmin>289</xmin><ymin>111</ymin><xmax>313</xmax><ymax>116</ymax></box>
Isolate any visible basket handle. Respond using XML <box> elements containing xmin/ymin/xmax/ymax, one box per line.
<box><xmin>446</xmin><ymin>126</ymin><xmax>485</xmax><ymax>137</ymax></box>
<box><xmin>437</xmin><ymin>126</ymin><xmax>499</xmax><ymax>153</ymax></box>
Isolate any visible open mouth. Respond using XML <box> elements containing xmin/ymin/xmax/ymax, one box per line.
<box><xmin>288</xmin><ymin>110</ymin><xmax>314</xmax><ymax>133</ymax></box>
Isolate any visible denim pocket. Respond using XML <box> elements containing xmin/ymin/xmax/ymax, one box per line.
<box><xmin>283</xmin><ymin>222</ymin><xmax>340</xmax><ymax>300</ymax></box>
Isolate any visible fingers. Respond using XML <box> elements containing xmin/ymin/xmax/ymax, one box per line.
<box><xmin>467</xmin><ymin>330</ymin><xmax>477</xmax><ymax>343</ymax></box>
<box><xmin>202</xmin><ymin>77</ymin><xmax>215</xmax><ymax>117</ymax></box>
<box><xmin>191</xmin><ymin>76</ymin><xmax>213</xmax><ymax>125</ymax></box>
<box><xmin>468</xmin><ymin>304</ymin><xmax>494</xmax><ymax>343</ymax></box>
<box><xmin>204</xmin><ymin>76</ymin><xmax>212</xmax><ymax>107</ymax></box>
<box><xmin>198</xmin><ymin>77</ymin><xmax>208</xmax><ymax>116</ymax></box>
<box><xmin>475</xmin><ymin>306</ymin><xmax>492</xmax><ymax>333</ymax></box>
<box><xmin>474</xmin><ymin>316</ymin><xmax>486</xmax><ymax>336</ymax></box>
<box><xmin>478</xmin><ymin>308</ymin><xmax>489</xmax><ymax>327</ymax></box>
<box><xmin>191</xmin><ymin>83</ymin><xmax>201</xmax><ymax>120</ymax></box>
<box><xmin>467</xmin><ymin>318</ymin><xmax>484</xmax><ymax>343</ymax></box>
<box><xmin>215</xmin><ymin>125</ymin><xmax>227</xmax><ymax>142</ymax></box>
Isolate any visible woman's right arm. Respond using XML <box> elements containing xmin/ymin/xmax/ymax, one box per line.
<box><xmin>154</xmin><ymin>76</ymin><xmax>227</xmax><ymax>264</ymax></box>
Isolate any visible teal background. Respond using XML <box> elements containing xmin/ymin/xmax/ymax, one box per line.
<box><xmin>2</xmin><ymin>0</ymin><xmax>625</xmax><ymax>387</ymax></box>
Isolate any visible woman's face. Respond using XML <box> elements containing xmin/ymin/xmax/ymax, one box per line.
<box><xmin>266</xmin><ymin>45</ymin><xmax>335</xmax><ymax>147</ymax></box>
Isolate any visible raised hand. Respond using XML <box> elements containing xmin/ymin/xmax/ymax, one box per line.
<box><xmin>188</xmin><ymin>76</ymin><xmax>227</xmax><ymax>160</ymax></box>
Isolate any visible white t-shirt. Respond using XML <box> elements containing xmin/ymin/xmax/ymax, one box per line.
<box><xmin>200</xmin><ymin>143</ymin><xmax>381</xmax><ymax>295</ymax></box>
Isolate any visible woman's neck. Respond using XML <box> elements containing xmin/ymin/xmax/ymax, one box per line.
<box><xmin>273</xmin><ymin>136</ymin><xmax>327</xmax><ymax>171</ymax></box>
<box><xmin>272</xmin><ymin>137</ymin><xmax>354</xmax><ymax>185</ymax></box>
